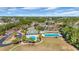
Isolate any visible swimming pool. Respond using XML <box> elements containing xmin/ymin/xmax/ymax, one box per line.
<box><xmin>42</xmin><ymin>33</ymin><xmax>62</xmax><ymax>37</ymax></box>
<box><xmin>31</xmin><ymin>36</ymin><xmax>37</xmax><ymax>41</ymax></box>
<box><xmin>26</xmin><ymin>35</ymin><xmax>38</xmax><ymax>41</ymax></box>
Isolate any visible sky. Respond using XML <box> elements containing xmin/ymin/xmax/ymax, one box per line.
<box><xmin>0</xmin><ymin>7</ymin><xmax>79</xmax><ymax>16</ymax></box>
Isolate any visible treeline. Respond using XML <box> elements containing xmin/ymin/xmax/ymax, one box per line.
<box><xmin>0</xmin><ymin>17</ymin><xmax>47</xmax><ymax>35</ymax></box>
<box><xmin>0</xmin><ymin>16</ymin><xmax>47</xmax><ymax>23</ymax></box>
<box><xmin>0</xmin><ymin>23</ymin><xmax>19</xmax><ymax>35</ymax></box>
<box><xmin>55</xmin><ymin>17</ymin><xmax>79</xmax><ymax>24</ymax></box>
<box><xmin>59</xmin><ymin>17</ymin><xmax>79</xmax><ymax>49</ymax></box>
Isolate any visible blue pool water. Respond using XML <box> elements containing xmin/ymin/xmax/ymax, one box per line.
<box><xmin>30</xmin><ymin>36</ymin><xmax>37</xmax><ymax>41</ymax></box>
<box><xmin>43</xmin><ymin>33</ymin><xmax>61</xmax><ymax>37</ymax></box>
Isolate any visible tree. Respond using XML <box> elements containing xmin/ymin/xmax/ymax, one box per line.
<box><xmin>12</xmin><ymin>37</ymin><xmax>20</xmax><ymax>44</ymax></box>
<box><xmin>22</xmin><ymin>35</ymin><xmax>27</xmax><ymax>42</ymax></box>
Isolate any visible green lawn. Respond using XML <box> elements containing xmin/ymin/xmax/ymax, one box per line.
<box><xmin>8</xmin><ymin>37</ymin><xmax>77</xmax><ymax>51</ymax></box>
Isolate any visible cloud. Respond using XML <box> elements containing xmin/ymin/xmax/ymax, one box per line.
<box><xmin>62</xmin><ymin>11</ymin><xmax>79</xmax><ymax>15</ymax></box>
<box><xmin>7</xmin><ymin>12</ymin><xmax>12</xmax><ymax>14</ymax></box>
<box><xmin>0</xmin><ymin>8</ymin><xmax>7</xmax><ymax>12</ymax></box>
<box><xmin>22</xmin><ymin>7</ymin><xmax>38</xmax><ymax>10</ymax></box>
<box><xmin>8</xmin><ymin>8</ymin><xmax>17</xmax><ymax>11</ymax></box>
<box><xmin>45</xmin><ymin>7</ymin><xmax>57</xmax><ymax>10</ymax></box>
<box><xmin>0</xmin><ymin>7</ymin><xmax>79</xmax><ymax>16</ymax></box>
<box><xmin>0</xmin><ymin>7</ymin><xmax>17</xmax><ymax>12</ymax></box>
<box><xmin>57</xmin><ymin>10</ymin><xmax>79</xmax><ymax>16</ymax></box>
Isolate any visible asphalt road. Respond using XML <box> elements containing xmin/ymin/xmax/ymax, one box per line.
<box><xmin>0</xmin><ymin>33</ymin><xmax>12</xmax><ymax>47</ymax></box>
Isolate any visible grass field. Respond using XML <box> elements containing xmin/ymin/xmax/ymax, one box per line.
<box><xmin>0</xmin><ymin>37</ymin><xmax>77</xmax><ymax>51</ymax></box>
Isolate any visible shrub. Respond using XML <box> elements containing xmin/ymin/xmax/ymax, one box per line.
<box><xmin>12</xmin><ymin>38</ymin><xmax>20</xmax><ymax>44</ymax></box>
<box><xmin>22</xmin><ymin>35</ymin><xmax>27</xmax><ymax>42</ymax></box>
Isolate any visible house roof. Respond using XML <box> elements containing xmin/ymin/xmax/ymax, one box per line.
<box><xmin>27</xmin><ymin>27</ymin><xmax>38</xmax><ymax>34</ymax></box>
